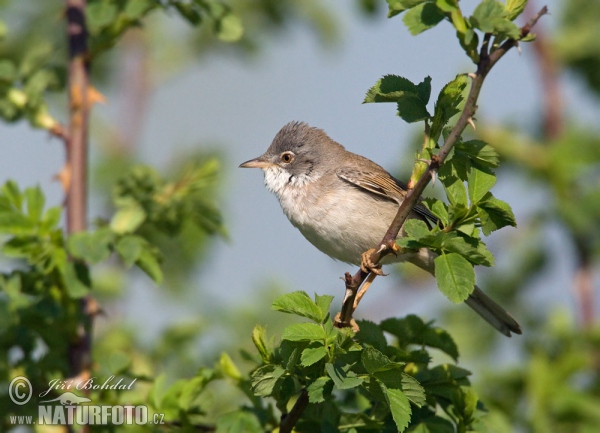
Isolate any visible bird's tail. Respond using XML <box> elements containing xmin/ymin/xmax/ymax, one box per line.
<box><xmin>465</xmin><ymin>285</ymin><xmax>521</xmax><ymax>337</ymax></box>
<box><xmin>405</xmin><ymin>249</ymin><xmax>522</xmax><ymax>337</ymax></box>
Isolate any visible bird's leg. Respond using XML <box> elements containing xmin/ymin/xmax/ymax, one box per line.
<box><xmin>353</xmin><ymin>272</ymin><xmax>377</xmax><ymax>310</ymax></box>
<box><xmin>360</xmin><ymin>248</ymin><xmax>387</xmax><ymax>276</ymax></box>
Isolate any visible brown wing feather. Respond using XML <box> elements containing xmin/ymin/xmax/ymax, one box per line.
<box><xmin>336</xmin><ymin>166</ymin><xmax>439</xmax><ymax>226</ymax></box>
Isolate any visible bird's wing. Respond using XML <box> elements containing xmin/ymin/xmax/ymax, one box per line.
<box><xmin>336</xmin><ymin>167</ymin><xmax>439</xmax><ymax>226</ymax></box>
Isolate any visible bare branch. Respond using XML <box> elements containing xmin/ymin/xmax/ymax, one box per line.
<box><xmin>280</xmin><ymin>389</ymin><xmax>309</xmax><ymax>433</ymax></box>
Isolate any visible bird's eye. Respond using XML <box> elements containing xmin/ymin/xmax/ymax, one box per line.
<box><xmin>280</xmin><ymin>152</ymin><xmax>294</xmax><ymax>163</ymax></box>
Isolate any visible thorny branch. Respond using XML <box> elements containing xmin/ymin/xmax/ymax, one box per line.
<box><xmin>334</xmin><ymin>6</ymin><xmax>549</xmax><ymax>329</ymax></box>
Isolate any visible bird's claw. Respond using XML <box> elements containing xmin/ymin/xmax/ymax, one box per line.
<box><xmin>360</xmin><ymin>249</ymin><xmax>387</xmax><ymax>276</ymax></box>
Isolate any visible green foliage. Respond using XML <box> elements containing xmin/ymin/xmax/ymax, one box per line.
<box><xmin>236</xmin><ymin>292</ymin><xmax>482</xmax><ymax>432</ymax></box>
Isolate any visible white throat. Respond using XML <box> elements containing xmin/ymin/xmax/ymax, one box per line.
<box><xmin>262</xmin><ymin>166</ymin><xmax>319</xmax><ymax>223</ymax></box>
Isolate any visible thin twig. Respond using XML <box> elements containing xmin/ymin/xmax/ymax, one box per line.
<box><xmin>335</xmin><ymin>6</ymin><xmax>549</xmax><ymax>328</ymax></box>
<box><xmin>280</xmin><ymin>389</ymin><xmax>309</xmax><ymax>433</ymax></box>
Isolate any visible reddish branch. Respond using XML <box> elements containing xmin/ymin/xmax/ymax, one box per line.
<box><xmin>335</xmin><ymin>7</ymin><xmax>549</xmax><ymax>329</ymax></box>
<box><xmin>64</xmin><ymin>4</ymin><xmax>94</xmax><ymax>431</ymax></box>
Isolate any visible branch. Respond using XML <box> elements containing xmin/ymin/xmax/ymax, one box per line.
<box><xmin>335</xmin><ymin>6</ymin><xmax>549</xmax><ymax>328</ymax></box>
<box><xmin>279</xmin><ymin>389</ymin><xmax>309</xmax><ymax>433</ymax></box>
<box><xmin>64</xmin><ymin>5</ymin><xmax>95</xmax><ymax>433</ymax></box>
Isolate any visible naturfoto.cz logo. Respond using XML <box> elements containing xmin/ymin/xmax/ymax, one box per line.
<box><xmin>9</xmin><ymin>375</ymin><xmax>165</xmax><ymax>426</ymax></box>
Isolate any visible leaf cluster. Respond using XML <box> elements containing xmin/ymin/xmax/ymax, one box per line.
<box><xmin>385</xmin><ymin>0</ymin><xmax>530</xmax><ymax>63</ymax></box>
<box><xmin>243</xmin><ymin>292</ymin><xmax>482</xmax><ymax>432</ymax></box>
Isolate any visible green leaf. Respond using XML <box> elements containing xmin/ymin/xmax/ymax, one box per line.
<box><xmin>86</xmin><ymin>2</ymin><xmax>118</xmax><ymax>34</ymax></box>
<box><xmin>281</xmin><ymin>323</ymin><xmax>326</xmax><ymax>342</ymax></box>
<box><xmin>124</xmin><ymin>0</ymin><xmax>156</xmax><ymax>19</ymax></box>
<box><xmin>110</xmin><ymin>203</ymin><xmax>146</xmax><ymax>234</ymax></box>
<box><xmin>62</xmin><ymin>261</ymin><xmax>91</xmax><ymax>298</ymax></box>
<box><xmin>355</xmin><ymin>319</ymin><xmax>388</xmax><ymax>351</ymax></box>
<box><xmin>315</xmin><ymin>293</ymin><xmax>334</xmax><ymax>320</ymax></box>
<box><xmin>397</xmin><ymin>94</ymin><xmax>431</xmax><ymax>123</ymax></box>
<box><xmin>0</xmin><ymin>59</ymin><xmax>16</xmax><ymax>83</ymax></box>
<box><xmin>380</xmin><ymin>315</ymin><xmax>460</xmax><ymax>361</ymax></box>
<box><xmin>178</xmin><ymin>375</ymin><xmax>208</xmax><ymax>411</ymax></box>
<box><xmin>325</xmin><ymin>363</ymin><xmax>364</xmax><ymax>390</ymax></box>
<box><xmin>362</xmin><ymin>347</ymin><xmax>391</xmax><ymax>374</ymax></box>
<box><xmin>434</xmin><ymin>252</ymin><xmax>475</xmax><ymax>303</ymax></box>
<box><xmin>301</xmin><ymin>345</ymin><xmax>328</xmax><ymax>366</ymax></box>
<box><xmin>467</xmin><ymin>165</ymin><xmax>496</xmax><ymax>204</ymax></box>
<box><xmin>68</xmin><ymin>229</ymin><xmax>114</xmax><ymax>264</ymax></box>
<box><xmin>470</xmin><ymin>0</ymin><xmax>520</xmax><ymax>39</ymax></box>
<box><xmin>443</xmin><ymin>234</ymin><xmax>494</xmax><ymax>267</ymax></box>
<box><xmin>272</xmin><ymin>291</ymin><xmax>325</xmax><ymax>323</ymax></box>
<box><xmin>431</xmin><ymin>75</ymin><xmax>469</xmax><ymax>140</ymax></box>
<box><xmin>216</xmin><ymin>410</ymin><xmax>263</xmax><ymax>433</ymax></box>
<box><xmin>424</xmin><ymin>198</ymin><xmax>449</xmax><ymax>227</ymax></box>
<box><xmin>403</xmin><ymin>2</ymin><xmax>446</xmax><ymax>35</ymax></box>
<box><xmin>216</xmin><ymin>14</ymin><xmax>244</xmax><ymax>42</ymax></box>
<box><xmin>307</xmin><ymin>377</ymin><xmax>332</xmax><ymax>403</ymax></box>
<box><xmin>409</xmin><ymin>417</ymin><xmax>455</xmax><ymax>433</ymax></box>
<box><xmin>477</xmin><ymin>193</ymin><xmax>517</xmax><ymax>235</ymax></box>
<box><xmin>136</xmin><ymin>247</ymin><xmax>163</xmax><ymax>284</ymax></box>
<box><xmin>364</xmin><ymin>74</ymin><xmax>418</xmax><ymax>103</ymax></box>
<box><xmin>386</xmin><ymin>0</ymin><xmax>426</xmax><ymax>17</ymax></box>
<box><xmin>251</xmin><ymin>365</ymin><xmax>285</xmax><ymax>397</ymax></box>
<box><xmin>115</xmin><ymin>235</ymin><xmax>144</xmax><ymax>267</ymax></box>
<box><xmin>219</xmin><ymin>353</ymin><xmax>242</xmax><ymax>381</ymax></box>
<box><xmin>251</xmin><ymin>325</ymin><xmax>272</xmax><ymax>363</ymax></box>
<box><xmin>416</xmin><ymin>76</ymin><xmax>432</xmax><ymax>104</ymax></box>
<box><xmin>438</xmin><ymin>159</ymin><xmax>468</xmax><ymax>206</ymax></box>
<box><xmin>383</xmin><ymin>385</ymin><xmax>412</xmax><ymax>431</ymax></box>
<box><xmin>505</xmin><ymin>0</ymin><xmax>528</xmax><ymax>21</ymax></box>
<box><xmin>399</xmin><ymin>374</ymin><xmax>426</xmax><ymax>407</ymax></box>
<box><xmin>455</xmin><ymin>139</ymin><xmax>500</xmax><ymax>168</ymax></box>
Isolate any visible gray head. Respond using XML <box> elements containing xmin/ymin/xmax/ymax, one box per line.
<box><xmin>239</xmin><ymin>122</ymin><xmax>345</xmax><ymax>183</ymax></box>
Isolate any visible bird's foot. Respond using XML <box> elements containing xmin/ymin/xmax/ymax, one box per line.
<box><xmin>360</xmin><ymin>249</ymin><xmax>387</xmax><ymax>276</ymax></box>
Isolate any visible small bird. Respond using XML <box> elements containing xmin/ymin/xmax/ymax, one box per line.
<box><xmin>240</xmin><ymin>121</ymin><xmax>521</xmax><ymax>337</ymax></box>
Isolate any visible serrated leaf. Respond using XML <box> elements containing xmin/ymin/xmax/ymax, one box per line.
<box><xmin>383</xmin><ymin>385</ymin><xmax>412</xmax><ymax>431</ymax></box>
<box><xmin>400</xmin><ymin>373</ymin><xmax>426</xmax><ymax>407</ymax></box>
<box><xmin>326</xmin><ymin>363</ymin><xmax>364</xmax><ymax>390</ymax></box>
<box><xmin>403</xmin><ymin>2</ymin><xmax>446</xmax><ymax>35</ymax></box>
<box><xmin>307</xmin><ymin>377</ymin><xmax>332</xmax><ymax>403</ymax></box>
<box><xmin>467</xmin><ymin>165</ymin><xmax>496</xmax><ymax>204</ymax></box>
<box><xmin>364</xmin><ymin>74</ymin><xmax>418</xmax><ymax>103</ymax></box>
<box><xmin>380</xmin><ymin>315</ymin><xmax>460</xmax><ymax>361</ymax></box>
<box><xmin>455</xmin><ymin>139</ymin><xmax>499</xmax><ymax>168</ymax></box>
<box><xmin>251</xmin><ymin>365</ymin><xmax>285</xmax><ymax>397</ymax></box>
<box><xmin>431</xmin><ymin>75</ymin><xmax>469</xmax><ymax>140</ymax></box>
<box><xmin>281</xmin><ymin>323</ymin><xmax>326</xmax><ymax>342</ymax></box>
<box><xmin>362</xmin><ymin>347</ymin><xmax>391</xmax><ymax>374</ymax></box>
<box><xmin>471</xmin><ymin>0</ymin><xmax>520</xmax><ymax>38</ymax></box>
<box><xmin>443</xmin><ymin>234</ymin><xmax>494</xmax><ymax>266</ymax></box>
<box><xmin>355</xmin><ymin>319</ymin><xmax>388</xmax><ymax>351</ymax></box>
<box><xmin>301</xmin><ymin>345</ymin><xmax>328</xmax><ymax>366</ymax></box>
<box><xmin>477</xmin><ymin>193</ymin><xmax>517</xmax><ymax>235</ymax></box>
<box><xmin>397</xmin><ymin>94</ymin><xmax>431</xmax><ymax>123</ymax></box>
<box><xmin>416</xmin><ymin>76</ymin><xmax>432</xmax><ymax>104</ymax></box>
<box><xmin>438</xmin><ymin>160</ymin><xmax>468</xmax><ymax>206</ymax></box>
<box><xmin>386</xmin><ymin>0</ymin><xmax>426</xmax><ymax>17</ymax></box>
<box><xmin>272</xmin><ymin>291</ymin><xmax>325</xmax><ymax>323</ymax></box>
<box><xmin>315</xmin><ymin>293</ymin><xmax>334</xmax><ymax>320</ymax></box>
<box><xmin>252</xmin><ymin>325</ymin><xmax>272</xmax><ymax>363</ymax></box>
<box><xmin>434</xmin><ymin>252</ymin><xmax>475</xmax><ymax>303</ymax></box>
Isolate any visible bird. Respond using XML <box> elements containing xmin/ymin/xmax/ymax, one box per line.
<box><xmin>240</xmin><ymin>121</ymin><xmax>521</xmax><ymax>337</ymax></box>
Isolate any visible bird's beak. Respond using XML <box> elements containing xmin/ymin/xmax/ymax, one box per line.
<box><xmin>239</xmin><ymin>156</ymin><xmax>273</xmax><ymax>169</ymax></box>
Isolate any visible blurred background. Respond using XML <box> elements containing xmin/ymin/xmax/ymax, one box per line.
<box><xmin>1</xmin><ymin>0</ymin><xmax>600</xmax><ymax>431</ymax></box>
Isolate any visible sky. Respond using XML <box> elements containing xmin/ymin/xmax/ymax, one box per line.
<box><xmin>1</xmin><ymin>1</ymin><xmax>597</xmax><ymax>357</ymax></box>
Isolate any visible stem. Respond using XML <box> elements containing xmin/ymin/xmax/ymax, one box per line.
<box><xmin>65</xmin><ymin>4</ymin><xmax>94</xmax><ymax>429</ymax></box>
<box><xmin>279</xmin><ymin>389</ymin><xmax>309</xmax><ymax>433</ymax></box>
<box><xmin>335</xmin><ymin>6</ymin><xmax>548</xmax><ymax>328</ymax></box>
